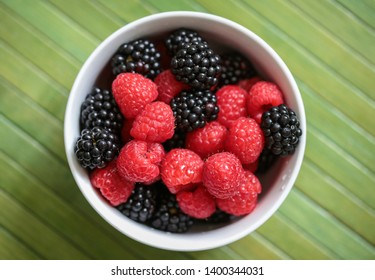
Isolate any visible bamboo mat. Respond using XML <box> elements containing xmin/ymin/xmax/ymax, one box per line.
<box><xmin>0</xmin><ymin>0</ymin><xmax>374</xmax><ymax>260</ymax></box>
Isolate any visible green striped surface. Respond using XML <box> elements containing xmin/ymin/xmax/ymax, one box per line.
<box><xmin>0</xmin><ymin>0</ymin><xmax>374</xmax><ymax>260</ymax></box>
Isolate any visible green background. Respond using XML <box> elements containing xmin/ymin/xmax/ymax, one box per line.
<box><xmin>0</xmin><ymin>0</ymin><xmax>374</xmax><ymax>259</ymax></box>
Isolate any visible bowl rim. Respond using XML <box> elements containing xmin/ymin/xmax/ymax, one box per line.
<box><xmin>64</xmin><ymin>11</ymin><xmax>306</xmax><ymax>251</ymax></box>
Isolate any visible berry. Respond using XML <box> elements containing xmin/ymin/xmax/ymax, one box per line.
<box><xmin>246</xmin><ymin>81</ymin><xmax>284</xmax><ymax>124</ymax></box>
<box><xmin>161</xmin><ymin>148</ymin><xmax>204</xmax><ymax>194</ymax></box>
<box><xmin>165</xmin><ymin>28</ymin><xmax>206</xmax><ymax>56</ymax></box>
<box><xmin>216</xmin><ymin>171</ymin><xmax>261</xmax><ymax>216</ymax></box>
<box><xmin>163</xmin><ymin>129</ymin><xmax>186</xmax><ymax>152</ymax></box>
<box><xmin>261</xmin><ymin>104</ymin><xmax>302</xmax><ymax>156</ymax></box>
<box><xmin>255</xmin><ymin>148</ymin><xmax>277</xmax><ymax>173</ymax></box>
<box><xmin>171</xmin><ymin>41</ymin><xmax>221</xmax><ymax>89</ymax></box>
<box><xmin>155</xmin><ymin>69</ymin><xmax>190</xmax><ymax>104</ymax></box>
<box><xmin>116</xmin><ymin>140</ymin><xmax>165</xmax><ymax>183</ymax></box>
<box><xmin>111</xmin><ymin>38</ymin><xmax>161</xmax><ymax>79</ymax></box>
<box><xmin>130</xmin><ymin>101</ymin><xmax>175</xmax><ymax>143</ymax></box>
<box><xmin>170</xmin><ymin>89</ymin><xmax>219</xmax><ymax>132</ymax></box>
<box><xmin>112</xmin><ymin>73</ymin><xmax>158</xmax><ymax>119</ymax></box>
<box><xmin>218</xmin><ymin>52</ymin><xmax>256</xmax><ymax>87</ymax></box>
<box><xmin>202</xmin><ymin>152</ymin><xmax>244</xmax><ymax>199</ymax></box>
<box><xmin>80</xmin><ymin>87</ymin><xmax>123</xmax><ymax>133</ymax></box>
<box><xmin>116</xmin><ymin>183</ymin><xmax>157</xmax><ymax>223</ymax></box>
<box><xmin>204</xmin><ymin>209</ymin><xmax>234</xmax><ymax>224</ymax></box>
<box><xmin>176</xmin><ymin>184</ymin><xmax>216</xmax><ymax>219</ymax></box>
<box><xmin>185</xmin><ymin>121</ymin><xmax>227</xmax><ymax>159</ymax></box>
<box><xmin>90</xmin><ymin>160</ymin><xmax>134</xmax><ymax>206</ymax></box>
<box><xmin>74</xmin><ymin>127</ymin><xmax>120</xmax><ymax>170</ymax></box>
<box><xmin>216</xmin><ymin>85</ymin><xmax>248</xmax><ymax>128</ymax></box>
<box><xmin>120</xmin><ymin>118</ymin><xmax>134</xmax><ymax>144</ymax></box>
<box><xmin>225</xmin><ymin>117</ymin><xmax>264</xmax><ymax>164</ymax></box>
<box><xmin>238</xmin><ymin>76</ymin><xmax>261</xmax><ymax>92</ymax></box>
<box><xmin>149</xmin><ymin>186</ymin><xmax>194</xmax><ymax>233</ymax></box>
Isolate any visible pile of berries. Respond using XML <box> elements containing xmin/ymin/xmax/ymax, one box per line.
<box><xmin>74</xmin><ymin>28</ymin><xmax>302</xmax><ymax>233</ymax></box>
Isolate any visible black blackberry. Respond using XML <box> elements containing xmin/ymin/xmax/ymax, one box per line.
<box><xmin>162</xmin><ymin>129</ymin><xmax>186</xmax><ymax>151</ymax></box>
<box><xmin>256</xmin><ymin>148</ymin><xmax>277</xmax><ymax>174</ymax></box>
<box><xmin>170</xmin><ymin>89</ymin><xmax>219</xmax><ymax>132</ymax></box>
<box><xmin>80</xmin><ymin>87</ymin><xmax>123</xmax><ymax>134</ymax></box>
<box><xmin>74</xmin><ymin>127</ymin><xmax>120</xmax><ymax>169</ymax></box>
<box><xmin>165</xmin><ymin>28</ymin><xmax>206</xmax><ymax>56</ymax></box>
<box><xmin>111</xmin><ymin>39</ymin><xmax>161</xmax><ymax>79</ymax></box>
<box><xmin>204</xmin><ymin>209</ymin><xmax>234</xmax><ymax>224</ymax></box>
<box><xmin>149</xmin><ymin>188</ymin><xmax>194</xmax><ymax>233</ymax></box>
<box><xmin>218</xmin><ymin>52</ymin><xmax>256</xmax><ymax>87</ymax></box>
<box><xmin>117</xmin><ymin>184</ymin><xmax>157</xmax><ymax>223</ymax></box>
<box><xmin>261</xmin><ymin>104</ymin><xmax>303</xmax><ymax>156</ymax></box>
<box><xmin>171</xmin><ymin>41</ymin><xmax>221</xmax><ymax>89</ymax></box>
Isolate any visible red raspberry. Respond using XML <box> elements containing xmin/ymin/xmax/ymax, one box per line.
<box><xmin>237</xmin><ymin>76</ymin><xmax>261</xmax><ymax>92</ymax></box>
<box><xmin>246</xmin><ymin>81</ymin><xmax>284</xmax><ymax>123</ymax></box>
<box><xmin>130</xmin><ymin>101</ymin><xmax>174</xmax><ymax>143</ymax></box>
<box><xmin>121</xmin><ymin>118</ymin><xmax>134</xmax><ymax>144</ymax></box>
<box><xmin>225</xmin><ymin>117</ymin><xmax>264</xmax><ymax>164</ymax></box>
<box><xmin>216</xmin><ymin>85</ymin><xmax>248</xmax><ymax>128</ymax></box>
<box><xmin>176</xmin><ymin>184</ymin><xmax>216</xmax><ymax>219</ymax></box>
<box><xmin>161</xmin><ymin>148</ymin><xmax>204</xmax><ymax>194</ymax></box>
<box><xmin>90</xmin><ymin>160</ymin><xmax>135</xmax><ymax>206</ymax></box>
<box><xmin>112</xmin><ymin>73</ymin><xmax>158</xmax><ymax>119</ymax></box>
<box><xmin>155</xmin><ymin>69</ymin><xmax>189</xmax><ymax>104</ymax></box>
<box><xmin>116</xmin><ymin>139</ymin><xmax>165</xmax><ymax>183</ymax></box>
<box><xmin>216</xmin><ymin>170</ymin><xmax>261</xmax><ymax>216</ymax></box>
<box><xmin>243</xmin><ymin>160</ymin><xmax>259</xmax><ymax>173</ymax></box>
<box><xmin>185</xmin><ymin>121</ymin><xmax>227</xmax><ymax>159</ymax></box>
<box><xmin>202</xmin><ymin>152</ymin><xmax>245</xmax><ymax>199</ymax></box>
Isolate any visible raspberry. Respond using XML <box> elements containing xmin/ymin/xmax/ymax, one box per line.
<box><xmin>202</xmin><ymin>152</ymin><xmax>244</xmax><ymax>199</ymax></box>
<box><xmin>176</xmin><ymin>184</ymin><xmax>216</xmax><ymax>219</ymax></box>
<box><xmin>216</xmin><ymin>171</ymin><xmax>261</xmax><ymax>216</ymax></box>
<box><xmin>225</xmin><ymin>117</ymin><xmax>264</xmax><ymax>164</ymax></box>
<box><xmin>116</xmin><ymin>140</ymin><xmax>165</xmax><ymax>183</ymax></box>
<box><xmin>112</xmin><ymin>73</ymin><xmax>158</xmax><ymax>119</ymax></box>
<box><xmin>130</xmin><ymin>101</ymin><xmax>175</xmax><ymax>143</ymax></box>
<box><xmin>237</xmin><ymin>76</ymin><xmax>261</xmax><ymax>92</ymax></box>
<box><xmin>216</xmin><ymin>85</ymin><xmax>248</xmax><ymax>128</ymax></box>
<box><xmin>161</xmin><ymin>148</ymin><xmax>204</xmax><ymax>194</ymax></box>
<box><xmin>246</xmin><ymin>81</ymin><xmax>284</xmax><ymax>124</ymax></box>
<box><xmin>155</xmin><ymin>69</ymin><xmax>190</xmax><ymax>104</ymax></box>
<box><xmin>185</xmin><ymin>121</ymin><xmax>227</xmax><ymax>159</ymax></box>
<box><xmin>90</xmin><ymin>160</ymin><xmax>135</xmax><ymax>206</ymax></box>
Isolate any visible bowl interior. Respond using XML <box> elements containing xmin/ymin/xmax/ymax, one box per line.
<box><xmin>64</xmin><ymin>11</ymin><xmax>306</xmax><ymax>251</ymax></box>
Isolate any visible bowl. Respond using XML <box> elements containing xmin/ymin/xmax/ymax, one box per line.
<box><xmin>64</xmin><ymin>11</ymin><xmax>306</xmax><ymax>251</ymax></box>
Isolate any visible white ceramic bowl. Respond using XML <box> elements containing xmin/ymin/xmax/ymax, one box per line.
<box><xmin>64</xmin><ymin>11</ymin><xmax>306</xmax><ymax>251</ymax></box>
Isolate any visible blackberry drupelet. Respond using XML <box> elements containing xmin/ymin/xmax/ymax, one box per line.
<box><xmin>261</xmin><ymin>104</ymin><xmax>302</xmax><ymax>156</ymax></box>
<box><xmin>162</xmin><ymin>129</ymin><xmax>186</xmax><ymax>151</ymax></box>
<box><xmin>117</xmin><ymin>184</ymin><xmax>157</xmax><ymax>223</ymax></box>
<box><xmin>170</xmin><ymin>89</ymin><xmax>219</xmax><ymax>132</ymax></box>
<box><xmin>165</xmin><ymin>28</ymin><xmax>206</xmax><ymax>56</ymax></box>
<box><xmin>218</xmin><ymin>52</ymin><xmax>256</xmax><ymax>87</ymax></box>
<box><xmin>80</xmin><ymin>87</ymin><xmax>123</xmax><ymax>134</ymax></box>
<box><xmin>74</xmin><ymin>127</ymin><xmax>120</xmax><ymax>170</ymax></box>
<box><xmin>111</xmin><ymin>39</ymin><xmax>161</xmax><ymax>79</ymax></box>
<box><xmin>149</xmin><ymin>187</ymin><xmax>194</xmax><ymax>233</ymax></box>
<box><xmin>171</xmin><ymin>41</ymin><xmax>221</xmax><ymax>89</ymax></box>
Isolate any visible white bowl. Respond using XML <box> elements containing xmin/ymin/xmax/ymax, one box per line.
<box><xmin>64</xmin><ymin>11</ymin><xmax>306</xmax><ymax>251</ymax></box>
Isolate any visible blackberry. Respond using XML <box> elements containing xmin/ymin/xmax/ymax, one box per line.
<box><xmin>111</xmin><ymin>39</ymin><xmax>161</xmax><ymax>79</ymax></box>
<box><xmin>171</xmin><ymin>41</ymin><xmax>221</xmax><ymax>89</ymax></box>
<box><xmin>261</xmin><ymin>104</ymin><xmax>302</xmax><ymax>156</ymax></box>
<box><xmin>165</xmin><ymin>28</ymin><xmax>206</xmax><ymax>56</ymax></box>
<box><xmin>162</xmin><ymin>129</ymin><xmax>186</xmax><ymax>151</ymax></box>
<box><xmin>74</xmin><ymin>127</ymin><xmax>120</xmax><ymax>169</ymax></box>
<box><xmin>218</xmin><ymin>52</ymin><xmax>256</xmax><ymax>87</ymax></box>
<box><xmin>80</xmin><ymin>87</ymin><xmax>123</xmax><ymax>134</ymax></box>
<box><xmin>170</xmin><ymin>89</ymin><xmax>219</xmax><ymax>132</ymax></box>
<box><xmin>117</xmin><ymin>184</ymin><xmax>157</xmax><ymax>223</ymax></box>
<box><xmin>149</xmin><ymin>187</ymin><xmax>194</xmax><ymax>233</ymax></box>
<box><xmin>204</xmin><ymin>209</ymin><xmax>234</xmax><ymax>224</ymax></box>
<box><xmin>256</xmin><ymin>148</ymin><xmax>277</xmax><ymax>173</ymax></box>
